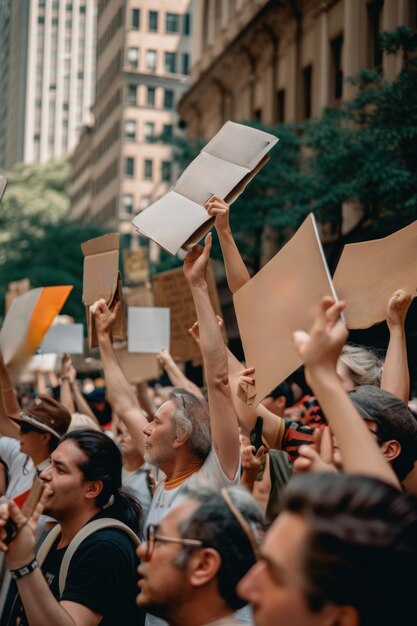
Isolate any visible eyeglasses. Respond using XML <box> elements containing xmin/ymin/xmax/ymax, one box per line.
<box><xmin>221</xmin><ymin>488</ymin><xmax>262</xmax><ymax>561</ymax></box>
<box><xmin>144</xmin><ymin>523</ymin><xmax>203</xmax><ymax>561</ymax></box>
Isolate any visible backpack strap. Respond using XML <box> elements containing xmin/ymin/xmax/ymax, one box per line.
<box><xmin>58</xmin><ymin>518</ymin><xmax>140</xmax><ymax>595</ymax></box>
<box><xmin>36</xmin><ymin>518</ymin><xmax>140</xmax><ymax>596</ymax></box>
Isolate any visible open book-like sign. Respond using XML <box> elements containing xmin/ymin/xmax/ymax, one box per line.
<box><xmin>132</xmin><ymin>122</ymin><xmax>279</xmax><ymax>255</ymax></box>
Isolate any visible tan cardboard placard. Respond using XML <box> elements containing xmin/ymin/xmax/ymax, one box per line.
<box><xmin>153</xmin><ymin>262</ymin><xmax>225</xmax><ymax>363</ymax></box>
<box><xmin>123</xmin><ymin>248</ymin><xmax>149</xmax><ymax>284</ymax></box>
<box><xmin>125</xmin><ymin>285</ymin><xmax>154</xmax><ymax>308</ymax></box>
<box><xmin>333</xmin><ymin>219</ymin><xmax>417</xmax><ymax>329</ymax></box>
<box><xmin>132</xmin><ymin>122</ymin><xmax>278</xmax><ymax>255</ymax></box>
<box><xmin>5</xmin><ymin>278</ymin><xmax>30</xmax><ymax>313</ymax></box>
<box><xmin>81</xmin><ymin>233</ymin><xmax>127</xmax><ymax>348</ymax></box>
<box><xmin>233</xmin><ymin>213</ymin><xmax>338</xmax><ymax>407</ymax></box>
<box><xmin>114</xmin><ymin>343</ymin><xmax>160</xmax><ymax>383</ymax></box>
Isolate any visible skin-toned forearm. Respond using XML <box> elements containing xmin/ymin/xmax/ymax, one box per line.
<box><xmin>307</xmin><ymin>369</ymin><xmax>400</xmax><ymax>488</ymax></box>
<box><xmin>97</xmin><ymin>334</ymin><xmax>147</xmax><ymax>456</ymax></box>
<box><xmin>0</xmin><ymin>356</ymin><xmax>20</xmax><ymax>437</ymax></box>
<box><xmin>71</xmin><ymin>384</ymin><xmax>99</xmax><ymax>424</ymax></box>
<box><xmin>381</xmin><ymin>327</ymin><xmax>409</xmax><ymax>403</ymax></box>
<box><xmin>15</xmin><ymin>569</ymin><xmax>78</xmax><ymax>626</ymax></box>
<box><xmin>189</xmin><ymin>281</ymin><xmax>240</xmax><ymax>479</ymax></box>
<box><xmin>60</xmin><ymin>379</ymin><xmax>75</xmax><ymax>414</ymax></box>
<box><xmin>135</xmin><ymin>383</ymin><xmax>157</xmax><ymax>420</ymax></box>
<box><xmin>226</xmin><ymin>349</ymin><xmax>283</xmax><ymax>448</ymax></box>
<box><xmin>217</xmin><ymin>229</ymin><xmax>251</xmax><ymax>294</ymax></box>
<box><xmin>161</xmin><ymin>361</ymin><xmax>204</xmax><ymax>399</ymax></box>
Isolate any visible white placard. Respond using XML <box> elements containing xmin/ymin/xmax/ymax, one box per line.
<box><xmin>128</xmin><ymin>307</ymin><xmax>170</xmax><ymax>353</ymax></box>
<box><xmin>40</xmin><ymin>324</ymin><xmax>84</xmax><ymax>354</ymax></box>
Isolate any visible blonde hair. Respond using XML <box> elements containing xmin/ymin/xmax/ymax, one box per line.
<box><xmin>340</xmin><ymin>344</ymin><xmax>383</xmax><ymax>388</ymax></box>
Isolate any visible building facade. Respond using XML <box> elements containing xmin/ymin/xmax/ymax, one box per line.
<box><xmin>0</xmin><ymin>0</ymin><xmax>97</xmax><ymax>169</ymax></box>
<box><xmin>179</xmin><ymin>0</ymin><xmax>416</xmax><ymax>138</ymax></box>
<box><xmin>70</xmin><ymin>0</ymin><xmax>193</xmax><ymax>252</ymax></box>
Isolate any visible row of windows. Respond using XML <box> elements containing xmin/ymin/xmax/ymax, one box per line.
<box><xmin>127</xmin><ymin>85</ymin><xmax>175</xmax><ymax>110</ymax></box>
<box><xmin>124</xmin><ymin>157</ymin><xmax>172</xmax><ymax>183</ymax></box>
<box><xmin>97</xmin><ymin>196</ymin><xmax>117</xmax><ymax>225</ymax></box>
<box><xmin>126</xmin><ymin>48</ymin><xmax>190</xmax><ymax>75</ymax></box>
<box><xmin>97</xmin><ymin>6</ymin><xmax>123</xmax><ymax>58</ymax></box>
<box><xmin>94</xmin><ymin>158</ymin><xmax>118</xmax><ymax>196</ymax></box>
<box><xmin>72</xmin><ymin>179</ymin><xmax>91</xmax><ymax>206</ymax></box>
<box><xmin>130</xmin><ymin>9</ymin><xmax>191</xmax><ymax>36</ymax></box>
<box><xmin>121</xmin><ymin>193</ymin><xmax>151</xmax><ymax>215</ymax></box>
<box><xmin>96</xmin><ymin>88</ymin><xmax>121</xmax><ymax>128</ymax></box>
<box><xmin>96</xmin><ymin>49</ymin><xmax>122</xmax><ymax>100</ymax></box>
<box><xmin>124</xmin><ymin>120</ymin><xmax>173</xmax><ymax>142</ymax></box>
<box><xmin>94</xmin><ymin>120</ymin><xmax>120</xmax><ymax>162</ymax></box>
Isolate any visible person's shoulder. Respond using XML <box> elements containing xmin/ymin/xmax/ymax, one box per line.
<box><xmin>0</xmin><ymin>436</ymin><xmax>20</xmax><ymax>456</ymax></box>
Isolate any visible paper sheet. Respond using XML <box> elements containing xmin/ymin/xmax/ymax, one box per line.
<box><xmin>128</xmin><ymin>307</ymin><xmax>170</xmax><ymax>353</ymax></box>
<box><xmin>40</xmin><ymin>324</ymin><xmax>84</xmax><ymax>355</ymax></box>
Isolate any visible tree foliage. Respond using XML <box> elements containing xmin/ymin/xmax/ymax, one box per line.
<box><xmin>0</xmin><ymin>159</ymin><xmax>106</xmax><ymax>323</ymax></box>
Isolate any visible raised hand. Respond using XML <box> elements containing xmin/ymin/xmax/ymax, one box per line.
<box><xmin>205</xmin><ymin>195</ymin><xmax>231</xmax><ymax>233</ymax></box>
<box><xmin>386</xmin><ymin>289</ymin><xmax>412</xmax><ymax>331</ymax></box>
<box><xmin>188</xmin><ymin>316</ymin><xmax>224</xmax><ymax>347</ymax></box>
<box><xmin>293</xmin><ymin>427</ymin><xmax>338</xmax><ymax>475</ymax></box>
<box><xmin>183</xmin><ymin>233</ymin><xmax>212</xmax><ymax>288</ymax></box>
<box><xmin>92</xmin><ymin>299</ymin><xmax>121</xmax><ymax>339</ymax></box>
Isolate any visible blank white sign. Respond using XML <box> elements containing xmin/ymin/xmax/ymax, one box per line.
<box><xmin>40</xmin><ymin>324</ymin><xmax>84</xmax><ymax>354</ymax></box>
<box><xmin>128</xmin><ymin>307</ymin><xmax>170</xmax><ymax>353</ymax></box>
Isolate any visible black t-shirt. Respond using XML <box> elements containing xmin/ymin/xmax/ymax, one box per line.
<box><xmin>3</xmin><ymin>528</ymin><xmax>144</xmax><ymax>626</ymax></box>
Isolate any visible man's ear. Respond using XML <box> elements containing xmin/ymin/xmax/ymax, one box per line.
<box><xmin>324</xmin><ymin>604</ymin><xmax>359</xmax><ymax>626</ymax></box>
<box><xmin>84</xmin><ymin>479</ymin><xmax>103</xmax><ymax>500</ymax></box>
<box><xmin>187</xmin><ymin>548</ymin><xmax>221</xmax><ymax>588</ymax></box>
<box><xmin>41</xmin><ymin>432</ymin><xmax>52</xmax><ymax>447</ymax></box>
<box><xmin>172</xmin><ymin>432</ymin><xmax>190</xmax><ymax>449</ymax></box>
<box><xmin>379</xmin><ymin>439</ymin><xmax>401</xmax><ymax>463</ymax></box>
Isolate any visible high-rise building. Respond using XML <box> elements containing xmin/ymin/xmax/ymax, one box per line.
<box><xmin>70</xmin><ymin>0</ymin><xmax>193</xmax><ymax>253</ymax></box>
<box><xmin>0</xmin><ymin>0</ymin><xmax>97</xmax><ymax>169</ymax></box>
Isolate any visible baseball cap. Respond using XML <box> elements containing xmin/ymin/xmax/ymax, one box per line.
<box><xmin>12</xmin><ymin>395</ymin><xmax>71</xmax><ymax>439</ymax></box>
<box><xmin>349</xmin><ymin>385</ymin><xmax>417</xmax><ymax>465</ymax></box>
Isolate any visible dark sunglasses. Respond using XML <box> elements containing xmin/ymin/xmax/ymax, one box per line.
<box><xmin>20</xmin><ymin>422</ymin><xmax>45</xmax><ymax>435</ymax></box>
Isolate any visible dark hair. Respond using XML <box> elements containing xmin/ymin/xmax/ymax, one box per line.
<box><xmin>283</xmin><ymin>473</ymin><xmax>417</xmax><ymax>626</ymax></box>
<box><xmin>48</xmin><ymin>434</ymin><xmax>60</xmax><ymax>454</ymax></box>
<box><xmin>266</xmin><ymin>381</ymin><xmax>294</xmax><ymax>407</ymax></box>
<box><xmin>61</xmin><ymin>429</ymin><xmax>144</xmax><ymax>538</ymax></box>
<box><xmin>177</xmin><ymin>485</ymin><xmax>264</xmax><ymax>610</ymax></box>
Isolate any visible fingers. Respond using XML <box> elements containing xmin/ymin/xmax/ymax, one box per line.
<box><xmin>324</xmin><ymin>299</ymin><xmax>346</xmax><ymax>327</ymax></box>
<box><xmin>293</xmin><ymin>329</ymin><xmax>310</xmax><ymax>354</ymax></box>
<box><xmin>239</xmin><ymin>367</ymin><xmax>255</xmax><ymax>377</ymax></box>
<box><xmin>8</xmin><ymin>501</ymin><xmax>27</xmax><ymax>529</ymax></box>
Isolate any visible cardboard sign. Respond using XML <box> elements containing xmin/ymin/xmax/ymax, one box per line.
<box><xmin>128</xmin><ymin>307</ymin><xmax>170</xmax><ymax>354</ymax></box>
<box><xmin>132</xmin><ymin>122</ymin><xmax>278</xmax><ymax>255</ymax></box>
<box><xmin>123</xmin><ymin>248</ymin><xmax>149</xmax><ymax>284</ymax></box>
<box><xmin>233</xmin><ymin>214</ymin><xmax>338</xmax><ymax>407</ymax></box>
<box><xmin>333</xmin><ymin>219</ymin><xmax>417</xmax><ymax>329</ymax></box>
<box><xmin>81</xmin><ymin>233</ymin><xmax>127</xmax><ymax>348</ymax></box>
<box><xmin>125</xmin><ymin>285</ymin><xmax>154</xmax><ymax>308</ymax></box>
<box><xmin>0</xmin><ymin>286</ymin><xmax>73</xmax><ymax>365</ymax></box>
<box><xmin>5</xmin><ymin>278</ymin><xmax>31</xmax><ymax>313</ymax></box>
<box><xmin>40</xmin><ymin>323</ymin><xmax>84</xmax><ymax>355</ymax></box>
<box><xmin>114</xmin><ymin>344</ymin><xmax>160</xmax><ymax>383</ymax></box>
<box><xmin>152</xmin><ymin>262</ymin><xmax>225</xmax><ymax>363</ymax></box>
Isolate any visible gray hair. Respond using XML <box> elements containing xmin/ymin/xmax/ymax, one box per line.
<box><xmin>168</xmin><ymin>388</ymin><xmax>212</xmax><ymax>460</ymax></box>
<box><xmin>340</xmin><ymin>344</ymin><xmax>383</xmax><ymax>388</ymax></box>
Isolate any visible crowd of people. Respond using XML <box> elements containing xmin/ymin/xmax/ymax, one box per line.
<box><xmin>0</xmin><ymin>196</ymin><xmax>416</xmax><ymax>626</ymax></box>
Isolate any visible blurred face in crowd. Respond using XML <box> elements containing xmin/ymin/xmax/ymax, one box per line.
<box><xmin>238</xmin><ymin>512</ymin><xmax>342</xmax><ymax>626</ymax></box>
<box><xmin>19</xmin><ymin>424</ymin><xmax>50</xmax><ymax>463</ymax></box>
<box><xmin>142</xmin><ymin>400</ymin><xmax>177</xmax><ymax>467</ymax></box>
<box><xmin>335</xmin><ymin>360</ymin><xmax>356</xmax><ymax>392</ymax></box>
<box><xmin>136</xmin><ymin>500</ymin><xmax>199</xmax><ymax>618</ymax></box>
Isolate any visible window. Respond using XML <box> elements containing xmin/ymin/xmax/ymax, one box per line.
<box><xmin>367</xmin><ymin>0</ymin><xmax>384</xmax><ymax>68</ymax></box>
<box><xmin>148</xmin><ymin>11</ymin><xmax>158</xmax><ymax>32</ymax></box>
<box><xmin>125</xmin><ymin>157</ymin><xmax>135</xmax><ymax>177</ymax></box>
<box><xmin>122</xmin><ymin>194</ymin><xmax>134</xmax><ymax>214</ymax></box>
<box><xmin>182</xmin><ymin>53</ymin><xmax>190</xmax><ymax>75</ymax></box>
<box><xmin>166</xmin><ymin>13</ymin><xmax>179</xmax><ymax>33</ymax></box>
<box><xmin>146</xmin><ymin>49</ymin><xmax>157</xmax><ymax>71</ymax></box>
<box><xmin>125</xmin><ymin>120</ymin><xmax>136</xmax><ymax>140</ymax></box>
<box><xmin>144</xmin><ymin>159</ymin><xmax>153</xmax><ymax>180</ymax></box>
<box><xmin>183</xmin><ymin>13</ymin><xmax>191</xmax><ymax>35</ymax></box>
<box><xmin>128</xmin><ymin>84</ymin><xmax>137</xmax><ymax>105</ymax></box>
<box><xmin>132</xmin><ymin>8</ymin><xmax>140</xmax><ymax>29</ymax></box>
<box><xmin>80</xmin><ymin>5</ymin><xmax>86</xmax><ymax>13</ymax></box>
<box><xmin>52</xmin><ymin>17</ymin><xmax>59</xmax><ymax>26</ymax></box>
<box><xmin>163</xmin><ymin>89</ymin><xmax>174</xmax><ymax>109</ymax></box>
<box><xmin>161</xmin><ymin>161</ymin><xmax>172</xmax><ymax>183</ymax></box>
<box><xmin>163</xmin><ymin>124</ymin><xmax>173</xmax><ymax>138</ymax></box>
<box><xmin>38</xmin><ymin>16</ymin><xmax>45</xmax><ymax>24</ymax></box>
<box><xmin>165</xmin><ymin>52</ymin><xmax>177</xmax><ymax>73</ymax></box>
<box><xmin>144</xmin><ymin>122</ymin><xmax>155</xmax><ymax>141</ymax></box>
<box><xmin>302</xmin><ymin>65</ymin><xmax>312</xmax><ymax>119</ymax></box>
<box><xmin>127</xmin><ymin>47</ymin><xmax>139</xmax><ymax>68</ymax></box>
<box><xmin>276</xmin><ymin>89</ymin><xmax>285</xmax><ymax>123</ymax></box>
<box><xmin>147</xmin><ymin>87</ymin><xmax>156</xmax><ymax>107</ymax></box>
<box><xmin>330</xmin><ymin>35</ymin><xmax>343</xmax><ymax>101</ymax></box>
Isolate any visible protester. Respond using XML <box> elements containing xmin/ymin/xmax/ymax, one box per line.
<box><xmin>137</xmin><ymin>484</ymin><xmax>264</xmax><ymax>626</ymax></box>
<box><xmin>0</xmin><ymin>429</ymin><xmax>144</xmax><ymax>626</ymax></box>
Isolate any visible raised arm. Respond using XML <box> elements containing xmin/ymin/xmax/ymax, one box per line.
<box><xmin>183</xmin><ymin>233</ymin><xmax>240</xmax><ymax>479</ymax></box>
<box><xmin>156</xmin><ymin>348</ymin><xmax>204</xmax><ymax>399</ymax></box>
<box><xmin>381</xmin><ymin>289</ymin><xmax>411</xmax><ymax>403</ymax></box>
<box><xmin>60</xmin><ymin>355</ymin><xmax>76</xmax><ymax>414</ymax></box>
<box><xmin>294</xmin><ymin>297</ymin><xmax>400</xmax><ymax>488</ymax></box>
<box><xmin>206</xmin><ymin>196</ymin><xmax>250</xmax><ymax>293</ymax></box>
<box><xmin>94</xmin><ymin>300</ymin><xmax>147</xmax><ymax>457</ymax></box>
<box><xmin>0</xmin><ymin>352</ymin><xmax>20</xmax><ymax>438</ymax></box>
